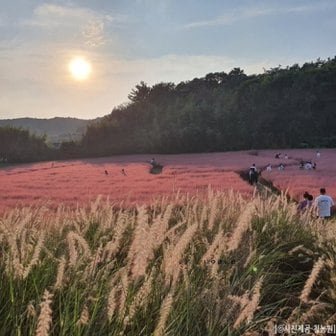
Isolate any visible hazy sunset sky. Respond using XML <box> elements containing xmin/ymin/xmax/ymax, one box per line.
<box><xmin>1</xmin><ymin>0</ymin><xmax>335</xmax><ymax>119</ymax></box>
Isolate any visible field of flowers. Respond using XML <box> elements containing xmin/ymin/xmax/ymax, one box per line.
<box><xmin>0</xmin><ymin>149</ymin><xmax>335</xmax><ymax>211</ymax></box>
<box><xmin>1</xmin><ymin>191</ymin><xmax>336</xmax><ymax>335</ymax></box>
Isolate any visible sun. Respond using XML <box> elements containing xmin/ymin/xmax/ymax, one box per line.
<box><xmin>68</xmin><ymin>57</ymin><xmax>92</xmax><ymax>81</ymax></box>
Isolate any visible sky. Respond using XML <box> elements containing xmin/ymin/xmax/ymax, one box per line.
<box><xmin>1</xmin><ymin>0</ymin><xmax>335</xmax><ymax>120</ymax></box>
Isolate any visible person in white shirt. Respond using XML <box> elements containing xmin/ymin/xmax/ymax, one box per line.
<box><xmin>314</xmin><ymin>188</ymin><xmax>334</xmax><ymax>219</ymax></box>
<box><xmin>316</xmin><ymin>151</ymin><xmax>321</xmax><ymax>159</ymax></box>
<box><xmin>304</xmin><ymin>162</ymin><xmax>312</xmax><ymax>170</ymax></box>
<box><xmin>278</xmin><ymin>163</ymin><xmax>285</xmax><ymax>170</ymax></box>
<box><xmin>266</xmin><ymin>163</ymin><xmax>272</xmax><ymax>172</ymax></box>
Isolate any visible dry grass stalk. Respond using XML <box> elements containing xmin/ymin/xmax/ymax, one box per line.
<box><xmin>201</xmin><ymin>231</ymin><xmax>224</xmax><ymax>263</ymax></box>
<box><xmin>243</xmin><ymin>248</ymin><xmax>256</xmax><ymax>269</ymax></box>
<box><xmin>127</xmin><ymin>206</ymin><xmax>152</xmax><ymax>280</ymax></box>
<box><xmin>102</xmin><ymin>214</ymin><xmax>128</xmax><ymax>262</ymax></box>
<box><xmin>128</xmin><ymin>204</ymin><xmax>171</xmax><ymax>281</ymax></box>
<box><xmin>106</xmin><ymin>267</ymin><xmax>127</xmax><ymax>321</ymax></box>
<box><xmin>299</xmin><ymin>302</ymin><xmax>328</xmax><ymax>324</ymax></box>
<box><xmin>153</xmin><ymin>291</ymin><xmax>174</xmax><ymax>336</ymax></box>
<box><xmin>27</xmin><ymin>302</ymin><xmax>36</xmax><ymax>318</ymax></box>
<box><xmin>300</xmin><ymin>257</ymin><xmax>324</xmax><ymax>303</ymax></box>
<box><xmin>54</xmin><ymin>256</ymin><xmax>66</xmax><ymax>290</ymax></box>
<box><xmin>35</xmin><ymin>290</ymin><xmax>54</xmax><ymax>336</ymax></box>
<box><xmin>23</xmin><ymin>231</ymin><xmax>45</xmax><ymax>279</ymax></box>
<box><xmin>76</xmin><ymin>305</ymin><xmax>89</xmax><ymax>326</ymax></box>
<box><xmin>118</xmin><ymin>270</ymin><xmax>129</xmax><ymax>319</ymax></box>
<box><xmin>265</xmin><ymin>318</ymin><xmax>277</xmax><ymax>336</ymax></box>
<box><xmin>326</xmin><ymin>312</ymin><xmax>336</xmax><ymax>325</ymax></box>
<box><xmin>150</xmin><ymin>204</ymin><xmax>172</xmax><ymax>247</ymax></box>
<box><xmin>164</xmin><ymin>220</ymin><xmax>187</xmax><ymax>241</ymax></box>
<box><xmin>19</xmin><ymin>228</ymin><xmax>27</xmax><ymax>261</ymax></box>
<box><xmin>67</xmin><ymin>231</ymin><xmax>91</xmax><ymax>267</ymax></box>
<box><xmin>69</xmin><ymin>232</ymin><xmax>91</xmax><ymax>258</ymax></box>
<box><xmin>107</xmin><ymin>286</ymin><xmax>118</xmax><ymax>321</ymax></box>
<box><xmin>85</xmin><ymin>244</ymin><xmax>103</xmax><ymax>280</ymax></box>
<box><xmin>288</xmin><ymin>245</ymin><xmax>314</xmax><ymax>256</ymax></box>
<box><xmin>233</xmin><ymin>277</ymin><xmax>263</xmax><ymax>329</ymax></box>
<box><xmin>286</xmin><ymin>306</ymin><xmax>301</xmax><ymax>324</ymax></box>
<box><xmin>227</xmin><ymin>203</ymin><xmax>255</xmax><ymax>252</ymax></box>
<box><xmin>127</xmin><ymin>268</ymin><xmax>155</xmax><ymax>321</ymax></box>
<box><xmin>67</xmin><ymin>234</ymin><xmax>78</xmax><ymax>267</ymax></box>
<box><xmin>207</xmin><ymin>196</ymin><xmax>219</xmax><ymax>230</ymax></box>
<box><xmin>163</xmin><ymin>223</ymin><xmax>198</xmax><ymax>285</ymax></box>
<box><xmin>182</xmin><ymin>264</ymin><xmax>190</xmax><ymax>289</ymax></box>
<box><xmin>199</xmin><ymin>204</ymin><xmax>208</xmax><ymax>228</ymax></box>
<box><xmin>5</xmin><ymin>233</ymin><xmax>25</xmax><ymax>278</ymax></box>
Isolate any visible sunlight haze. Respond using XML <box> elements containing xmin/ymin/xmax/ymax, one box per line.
<box><xmin>68</xmin><ymin>57</ymin><xmax>92</xmax><ymax>81</ymax></box>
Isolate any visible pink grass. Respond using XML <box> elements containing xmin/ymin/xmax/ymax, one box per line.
<box><xmin>0</xmin><ymin>149</ymin><xmax>335</xmax><ymax>211</ymax></box>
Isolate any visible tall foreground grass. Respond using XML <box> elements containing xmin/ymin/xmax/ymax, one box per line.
<box><xmin>1</xmin><ymin>190</ymin><xmax>336</xmax><ymax>335</ymax></box>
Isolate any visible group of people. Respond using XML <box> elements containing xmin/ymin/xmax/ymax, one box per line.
<box><xmin>299</xmin><ymin>160</ymin><xmax>317</xmax><ymax>170</ymax></box>
<box><xmin>103</xmin><ymin>158</ymin><xmax>162</xmax><ymax>176</ymax></box>
<box><xmin>265</xmin><ymin>163</ymin><xmax>286</xmax><ymax>171</ymax></box>
<box><xmin>248</xmin><ymin>159</ymin><xmax>334</xmax><ymax>219</ymax></box>
<box><xmin>255</xmin><ymin>162</ymin><xmax>285</xmax><ymax>173</ymax></box>
<box><xmin>299</xmin><ymin>151</ymin><xmax>320</xmax><ymax>170</ymax></box>
<box><xmin>104</xmin><ymin>168</ymin><xmax>127</xmax><ymax>176</ymax></box>
<box><xmin>298</xmin><ymin>188</ymin><xmax>334</xmax><ymax>219</ymax></box>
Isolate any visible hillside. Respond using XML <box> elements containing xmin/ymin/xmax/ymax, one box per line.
<box><xmin>0</xmin><ymin>117</ymin><xmax>92</xmax><ymax>143</ymax></box>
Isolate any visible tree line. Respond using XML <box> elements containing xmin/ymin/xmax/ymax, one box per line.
<box><xmin>1</xmin><ymin>57</ymin><xmax>336</xmax><ymax>163</ymax></box>
<box><xmin>80</xmin><ymin>56</ymin><xmax>336</xmax><ymax>156</ymax></box>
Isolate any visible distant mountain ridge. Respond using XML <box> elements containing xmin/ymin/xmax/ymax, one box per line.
<box><xmin>0</xmin><ymin>117</ymin><xmax>94</xmax><ymax>143</ymax></box>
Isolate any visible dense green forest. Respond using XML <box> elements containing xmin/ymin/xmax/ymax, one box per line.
<box><xmin>0</xmin><ymin>127</ymin><xmax>54</xmax><ymax>163</ymax></box>
<box><xmin>80</xmin><ymin>57</ymin><xmax>336</xmax><ymax>156</ymax></box>
<box><xmin>1</xmin><ymin>57</ymin><xmax>336</xmax><ymax>163</ymax></box>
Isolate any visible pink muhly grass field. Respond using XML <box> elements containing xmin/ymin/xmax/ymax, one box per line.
<box><xmin>260</xmin><ymin>148</ymin><xmax>336</xmax><ymax>200</ymax></box>
<box><xmin>1</xmin><ymin>149</ymin><xmax>335</xmax><ymax>211</ymax></box>
<box><xmin>0</xmin><ymin>153</ymin><xmax>254</xmax><ymax>211</ymax></box>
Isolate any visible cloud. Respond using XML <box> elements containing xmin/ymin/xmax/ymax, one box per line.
<box><xmin>182</xmin><ymin>3</ymin><xmax>334</xmax><ymax>29</ymax></box>
<box><xmin>19</xmin><ymin>3</ymin><xmax>123</xmax><ymax>48</ymax></box>
<box><xmin>183</xmin><ymin>8</ymin><xmax>273</xmax><ymax>29</ymax></box>
<box><xmin>82</xmin><ymin>19</ymin><xmax>105</xmax><ymax>47</ymax></box>
<box><xmin>22</xmin><ymin>4</ymin><xmax>96</xmax><ymax>27</ymax></box>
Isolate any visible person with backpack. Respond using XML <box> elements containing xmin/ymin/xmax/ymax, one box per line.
<box><xmin>248</xmin><ymin>164</ymin><xmax>258</xmax><ymax>185</ymax></box>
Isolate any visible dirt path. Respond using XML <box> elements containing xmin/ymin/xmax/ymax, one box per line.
<box><xmin>237</xmin><ymin>169</ymin><xmax>290</xmax><ymax>200</ymax></box>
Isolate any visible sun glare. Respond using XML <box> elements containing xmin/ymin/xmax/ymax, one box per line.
<box><xmin>68</xmin><ymin>57</ymin><xmax>92</xmax><ymax>81</ymax></box>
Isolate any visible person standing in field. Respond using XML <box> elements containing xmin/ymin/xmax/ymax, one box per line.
<box><xmin>298</xmin><ymin>192</ymin><xmax>313</xmax><ymax>211</ymax></box>
<box><xmin>278</xmin><ymin>163</ymin><xmax>285</xmax><ymax>170</ymax></box>
<box><xmin>314</xmin><ymin>188</ymin><xmax>334</xmax><ymax>219</ymax></box>
<box><xmin>307</xmin><ymin>194</ymin><xmax>314</xmax><ymax>207</ymax></box>
<box><xmin>316</xmin><ymin>150</ymin><xmax>321</xmax><ymax>159</ymax></box>
<box><xmin>298</xmin><ymin>192</ymin><xmax>309</xmax><ymax>211</ymax></box>
<box><xmin>248</xmin><ymin>164</ymin><xmax>258</xmax><ymax>184</ymax></box>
